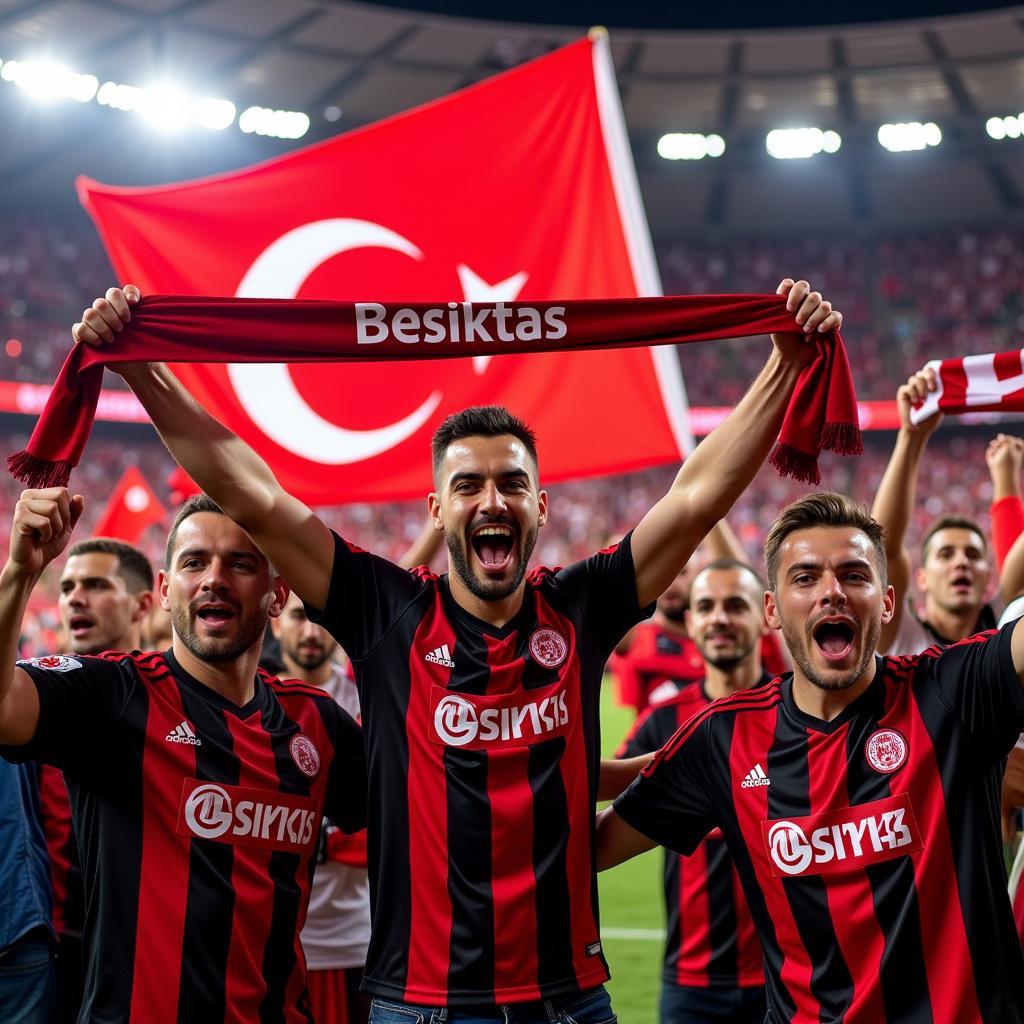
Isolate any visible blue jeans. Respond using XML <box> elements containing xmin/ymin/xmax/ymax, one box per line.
<box><xmin>369</xmin><ymin>986</ymin><xmax>617</xmax><ymax>1023</ymax></box>
<box><xmin>659</xmin><ymin>982</ymin><xmax>766</xmax><ymax>1024</ymax></box>
<box><xmin>0</xmin><ymin>928</ymin><xmax>55</xmax><ymax>1024</ymax></box>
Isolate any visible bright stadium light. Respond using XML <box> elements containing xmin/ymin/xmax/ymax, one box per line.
<box><xmin>0</xmin><ymin>52</ymin><xmax>303</xmax><ymax>141</ymax></box>
<box><xmin>239</xmin><ymin>105</ymin><xmax>310</xmax><ymax>140</ymax></box>
<box><xmin>1</xmin><ymin>59</ymin><xmax>97</xmax><ymax>103</ymax></box>
<box><xmin>765</xmin><ymin>127</ymin><xmax>841</xmax><ymax>160</ymax></box>
<box><xmin>136</xmin><ymin>84</ymin><xmax>190</xmax><ymax>132</ymax></box>
<box><xmin>197</xmin><ymin>97</ymin><xmax>236</xmax><ymax>131</ymax></box>
<box><xmin>877</xmin><ymin>122</ymin><xmax>942</xmax><ymax>152</ymax></box>
<box><xmin>987</xmin><ymin>113</ymin><xmax>1024</xmax><ymax>140</ymax></box>
<box><xmin>657</xmin><ymin>132</ymin><xmax>725</xmax><ymax>160</ymax></box>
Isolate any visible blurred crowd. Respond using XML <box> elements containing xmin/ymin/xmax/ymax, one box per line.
<box><xmin>2</xmin><ymin>216</ymin><xmax>1024</xmax><ymax>404</ymax></box>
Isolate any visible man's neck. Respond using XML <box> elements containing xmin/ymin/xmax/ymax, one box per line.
<box><xmin>282</xmin><ymin>656</ymin><xmax>333</xmax><ymax>687</ymax></box>
<box><xmin>703</xmin><ymin>658</ymin><xmax>763</xmax><ymax>702</ymax></box>
<box><xmin>170</xmin><ymin>636</ymin><xmax>259</xmax><ymax>707</ymax></box>
<box><xmin>447</xmin><ymin>573</ymin><xmax>525</xmax><ymax>628</ymax></box>
<box><xmin>653</xmin><ymin>611</ymin><xmax>688</xmax><ymax>636</ymax></box>
<box><xmin>790</xmin><ymin>658</ymin><xmax>878</xmax><ymax>723</ymax></box>
<box><xmin>81</xmin><ymin>629</ymin><xmax>143</xmax><ymax>658</ymax></box>
<box><xmin>922</xmin><ymin>601</ymin><xmax>981</xmax><ymax>643</ymax></box>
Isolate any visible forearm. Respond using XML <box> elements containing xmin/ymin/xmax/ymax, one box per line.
<box><xmin>0</xmin><ymin>564</ymin><xmax>39</xmax><ymax>743</ymax></box>
<box><xmin>991</xmin><ymin>496</ymin><xmax>1024</xmax><ymax>574</ymax></box>
<box><xmin>397</xmin><ymin>519</ymin><xmax>444</xmax><ymax>570</ymax></box>
<box><xmin>597</xmin><ymin>754</ymin><xmax>651</xmax><ymax>802</ymax></box>
<box><xmin>595</xmin><ymin>806</ymin><xmax>657</xmax><ymax>870</ymax></box>
<box><xmin>871</xmin><ymin>428</ymin><xmax>929</xmax><ymax>558</ymax></box>
<box><xmin>121</xmin><ymin>363</ymin><xmax>280</xmax><ymax>522</ymax></box>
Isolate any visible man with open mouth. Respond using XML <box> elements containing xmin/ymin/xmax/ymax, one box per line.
<box><xmin>872</xmin><ymin>364</ymin><xmax>996</xmax><ymax>655</ymax></box>
<box><xmin>69</xmin><ymin>276</ymin><xmax>840</xmax><ymax>1023</ymax></box>
<box><xmin>599</xmin><ymin>492</ymin><xmax>1024</xmax><ymax>1023</ymax></box>
<box><xmin>0</xmin><ymin>492</ymin><xmax>367</xmax><ymax>1023</ymax></box>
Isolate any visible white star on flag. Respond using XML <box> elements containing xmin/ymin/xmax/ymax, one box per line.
<box><xmin>456</xmin><ymin>264</ymin><xmax>529</xmax><ymax>374</ymax></box>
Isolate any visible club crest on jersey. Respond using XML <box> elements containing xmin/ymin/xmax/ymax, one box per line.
<box><xmin>289</xmin><ymin>734</ymin><xmax>321</xmax><ymax>778</ymax></box>
<box><xmin>529</xmin><ymin>628</ymin><xmax>568</xmax><ymax>668</ymax></box>
<box><xmin>18</xmin><ymin>655</ymin><xmax>82</xmax><ymax>672</ymax></box>
<box><xmin>430</xmin><ymin>681</ymin><xmax>572</xmax><ymax>750</ymax></box>
<box><xmin>865</xmin><ymin>728</ymin><xmax>908</xmax><ymax>774</ymax></box>
<box><xmin>761</xmin><ymin>793</ymin><xmax>923</xmax><ymax>878</ymax></box>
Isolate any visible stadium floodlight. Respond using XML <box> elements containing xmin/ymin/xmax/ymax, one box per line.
<box><xmin>1</xmin><ymin>59</ymin><xmax>98</xmax><ymax>103</ymax></box>
<box><xmin>657</xmin><ymin>132</ymin><xmax>725</xmax><ymax>160</ymax></box>
<box><xmin>136</xmin><ymin>84</ymin><xmax>191</xmax><ymax>132</ymax></box>
<box><xmin>986</xmin><ymin>114</ymin><xmax>1024</xmax><ymax>140</ymax></box>
<box><xmin>197</xmin><ymin>97</ymin><xmax>236</xmax><ymax>131</ymax></box>
<box><xmin>877</xmin><ymin>122</ymin><xmax>941</xmax><ymax>152</ymax></box>
<box><xmin>765</xmin><ymin>127</ymin><xmax>841</xmax><ymax>160</ymax></box>
<box><xmin>1</xmin><ymin>53</ymin><xmax>308</xmax><ymax>141</ymax></box>
<box><xmin>239</xmin><ymin>105</ymin><xmax>310</xmax><ymax>140</ymax></box>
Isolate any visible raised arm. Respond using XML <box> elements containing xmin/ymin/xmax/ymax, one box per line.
<box><xmin>397</xmin><ymin>517</ymin><xmax>444</xmax><ymax>571</ymax></box>
<box><xmin>73</xmin><ymin>287</ymin><xmax>335</xmax><ymax>610</ymax></box>
<box><xmin>0</xmin><ymin>488</ymin><xmax>83</xmax><ymax>745</ymax></box>
<box><xmin>631</xmin><ymin>279</ymin><xmax>841</xmax><ymax>608</ymax></box>
<box><xmin>986</xmin><ymin>434</ymin><xmax>1024</xmax><ymax>602</ymax></box>
<box><xmin>871</xmin><ymin>367</ymin><xmax>942</xmax><ymax>652</ymax></box>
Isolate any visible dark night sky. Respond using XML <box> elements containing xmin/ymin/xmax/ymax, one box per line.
<box><xmin>363</xmin><ymin>1</ymin><xmax>1018</xmax><ymax>30</ymax></box>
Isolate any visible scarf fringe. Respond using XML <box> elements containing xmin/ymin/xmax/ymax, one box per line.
<box><xmin>7</xmin><ymin>451</ymin><xmax>74</xmax><ymax>489</ymax></box>
<box><xmin>819</xmin><ymin>421</ymin><xmax>863</xmax><ymax>457</ymax></box>
<box><xmin>768</xmin><ymin>442</ymin><xmax>821</xmax><ymax>485</ymax></box>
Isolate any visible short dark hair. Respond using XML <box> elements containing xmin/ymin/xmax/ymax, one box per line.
<box><xmin>764</xmin><ymin>492</ymin><xmax>887</xmax><ymax>590</ymax></box>
<box><xmin>698</xmin><ymin>557</ymin><xmax>766</xmax><ymax>591</ymax></box>
<box><xmin>920</xmin><ymin>516</ymin><xmax>987</xmax><ymax>563</ymax></box>
<box><xmin>66</xmin><ymin>538</ymin><xmax>154</xmax><ymax>593</ymax></box>
<box><xmin>165</xmin><ymin>493</ymin><xmax>225</xmax><ymax>568</ymax></box>
<box><xmin>431</xmin><ymin>406</ymin><xmax>538</xmax><ymax>482</ymax></box>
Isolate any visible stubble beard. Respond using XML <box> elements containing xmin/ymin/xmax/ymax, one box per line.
<box><xmin>779</xmin><ymin>615</ymin><xmax>880</xmax><ymax>693</ymax></box>
<box><xmin>172</xmin><ymin>603</ymin><xmax>267</xmax><ymax>664</ymax></box>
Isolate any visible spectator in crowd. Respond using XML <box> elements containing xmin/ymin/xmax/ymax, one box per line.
<box><xmin>872</xmin><ymin>366</ymin><xmax>995</xmax><ymax>653</ymax></box>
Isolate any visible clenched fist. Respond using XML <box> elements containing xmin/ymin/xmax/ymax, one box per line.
<box><xmin>8</xmin><ymin>488</ymin><xmax>83</xmax><ymax>578</ymax></box>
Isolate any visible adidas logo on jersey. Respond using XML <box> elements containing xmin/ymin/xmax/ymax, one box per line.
<box><xmin>741</xmin><ymin>763</ymin><xmax>770</xmax><ymax>788</ymax></box>
<box><xmin>166</xmin><ymin>720</ymin><xmax>202</xmax><ymax>746</ymax></box>
<box><xmin>425</xmin><ymin>644</ymin><xmax>456</xmax><ymax>669</ymax></box>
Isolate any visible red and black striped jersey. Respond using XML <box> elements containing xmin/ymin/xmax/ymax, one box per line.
<box><xmin>611</xmin><ymin>621</ymin><xmax>704</xmax><ymax>712</ymax></box>
<box><xmin>37</xmin><ymin>762</ymin><xmax>84</xmax><ymax>941</ymax></box>
<box><xmin>0</xmin><ymin>649</ymin><xmax>366</xmax><ymax>1024</ymax></box>
<box><xmin>309</xmin><ymin>530</ymin><xmax>651</xmax><ymax>1006</ymax></box>
<box><xmin>617</xmin><ymin>678</ymin><xmax>768</xmax><ymax>990</ymax></box>
<box><xmin>615</xmin><ymin>627</ymin><xmax>1024</xmax><ymax>1023</ymax></box>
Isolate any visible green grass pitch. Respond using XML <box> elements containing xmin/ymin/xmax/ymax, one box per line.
<box><xmin>598</xmin><ymin>680</ymin><xmax>665</xmax><ymax>1024</ymax></box>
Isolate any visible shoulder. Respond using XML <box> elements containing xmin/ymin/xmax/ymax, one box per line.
<box><xmin>658</xmin><ymin>678</ymin><xmax>785</xmax><ymax>762</ymax></box>
<box><xmin>265</xmin><ymin>672</ymin><xmax>336</xmax><ymax>704</ymax></box>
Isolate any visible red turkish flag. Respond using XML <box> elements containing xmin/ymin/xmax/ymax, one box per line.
<box><xmin>94</xmin><ymin>465</ymin><xmax>167</xmax><ymax>542</ymax></box>
<box><xmin>77</xmin><ymin>36</ymin><xmax>691</xmax><ymax>504</ymax></box>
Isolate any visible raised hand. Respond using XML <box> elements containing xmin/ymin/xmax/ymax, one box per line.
<box><xmin>897</xmin><ymin>365</ymin><xmax>942</xmax><ymax>436</ymax></box>
<box><xmin>8</xmin><ymin>488</ymin><xmax>83</xmax><ymax>578</ymax></box>
<box><xmin>72</xmin><ymin>285</ymin><xmax>141</xmax><ymax>347</ymax></box>
<box><xmin>771</xmin><ymin>278</ymin><xmax>843</xmax><ymax>364</ymax></box>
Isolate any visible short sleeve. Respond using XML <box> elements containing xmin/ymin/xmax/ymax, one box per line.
<box><xmin>553</xmin><ymin>531</ymin><xmax>654</xmax><ymax>656</ymax></box>
<box><xmin>0</xmin><ymin>655</ymin><xmax>135</xmax><ymax>772</ymax></box>
<box><xmin>323</xmin><ymin>703</ymin><xmax>367</xmax><ymax>835</ymax></box>
<box><xmin>305</xmin><ymin>531</ymin><xmax>427</xmax><ymax>660</ymax></box>
<box><xmin>923</xmin><ymin>623</ymin><xmax>1024</xmax><ymax>758</ymax></box>
<box><xmin>613</xmin><ymin>716</ymin><xmax>717</xmax><ymax>856</ymax></box>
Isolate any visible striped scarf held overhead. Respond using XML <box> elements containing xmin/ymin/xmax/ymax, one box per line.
<box><xmin>910</xmin><ymin>350</ymin><xmax>1024</xmax><ymax>423</ymax></box>
<box><xmin>8</xmin><ymin>294</ymin><xmax>862</xmax><ymax>489</ymax></box>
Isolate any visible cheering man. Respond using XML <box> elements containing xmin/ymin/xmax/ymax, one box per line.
<box><xmin>872</xmin><ymin>366</ymin><xmax>995</xmax><ymax>653</ymax></box>
<box><xmin>72</xmin><ymin>278</ymin><xmax>841</xmax><ymax>1022</ymax></box>
<box><xmin>0</xmin><ymin>492</ymin><xmax>366</xmax><ymax>1022</ymax></box>
<box><xmin>616</xmin><ymin>559</ymin><xmax>769</xmax><ymax>1023</ymax></box>
<box><xmin>599</xmin><ymin>493</ymin><xmax>1024</xmax><ymax>1022</ymax></box>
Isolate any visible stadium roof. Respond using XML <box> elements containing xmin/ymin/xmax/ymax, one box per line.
<box><xmin>2</xmin><ymin>0</ymin><xmax>1024</xmax><ymax>235</ymax></box>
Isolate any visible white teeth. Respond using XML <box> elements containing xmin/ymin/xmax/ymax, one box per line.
<box><xmin>475</xmin><ymin>526</ymin><xmax>512</xmax><ymax>537</ymax></box>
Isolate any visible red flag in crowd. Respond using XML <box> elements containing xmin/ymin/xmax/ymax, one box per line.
<box><xmin>77</xmin><ymin>36</ymin><xmax>692</xmax><ymax>505</ymax></box>
<box><xmin>93</xmin><ymin>465</ymin><xmax>167</xmax><ymax>542</ymax></box>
